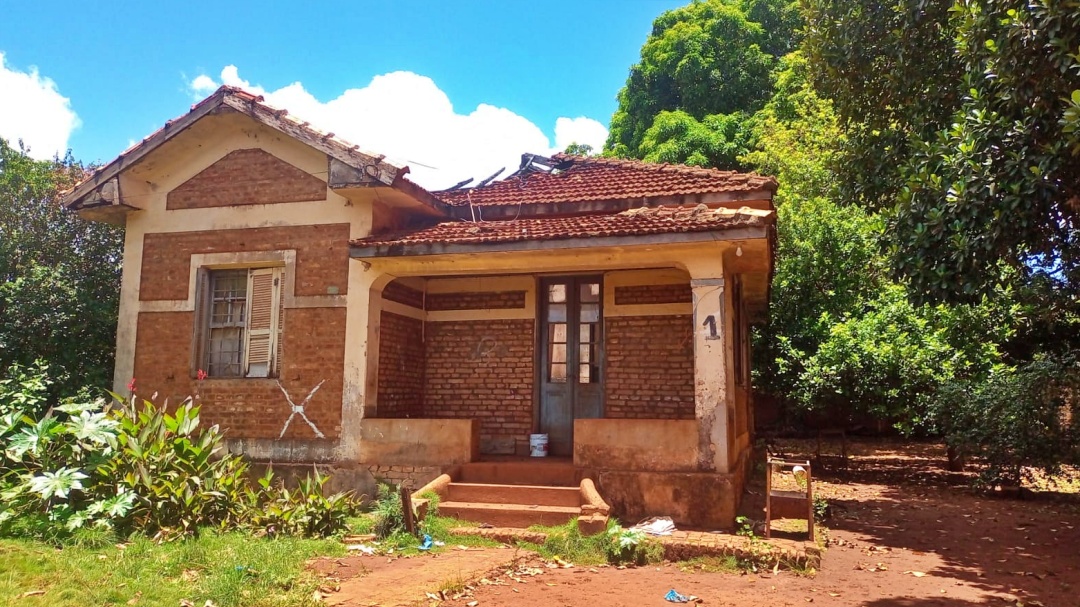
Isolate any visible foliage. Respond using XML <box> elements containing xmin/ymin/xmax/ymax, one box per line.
<box><xmin>0</xmin><ymin>139</ymin><xmax>122</xmax><ymax>403</ymax></box>
<box><xmin>96</xmin><ymin>398</ymin><xmax>252</xmax><ymax>537</ymax></box>
<box><xmin>0</xmin><ymin>366</ymin><xmax>358</xmax><ymax>541</ymax></box>
<box><xmin>745</xmin><ymin>51</ymin><xmax>1014</xmax><ymax>435</ymax></box>
<box><xmin>793</xmin><ymin>285</ymin><xmax>1010</xmax><ymax>426</ymax></box>
<box><xmin>249</xmin><ymin>467</ymin><xmax>355</xmax><ymax>538</ymax></box>
<box><xmin>523</xmin><ymin>519</ymin><xmax>662</xmax><ymax>566</ymax></box>
<box><xmin>804</xmin><ymin>0</ymin><xmax>1080</xmax><ymax>305</ymax></box>
<box><xmin>637</xmin><ymin>110</ymin><xmax>753</xmax><ymax>169</ymax></box>
<box><xmin>562</xmin><ymin>142</ymin><xmax>596</xmax><ymax>156</ymax></box>
<box><xmin>0</xmin><ymin>532</ymin><xmax>345</xmax><ymax>607</ymax></box>
<box><xmin>931</xmin><ymin>354</ymin><xmax>1080</xmax><ymax>488</ymax></box>
<box><xmin>370</xmin><ymin>483</ymin><xmax>406</xmax><ymax>539</ymax></box>
<box><xmin>606</xmin><ymin>0</ymin><xmax>800</xmax><ymax>160</ymax></box>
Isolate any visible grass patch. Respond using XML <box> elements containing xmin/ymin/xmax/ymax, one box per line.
<box><xmin>0</xmin><ymin>531</ymin><xmax>345</xmax><ymax>607</ymax></box>
<box><xmin>520</xmin><ymin>519</ymin><xmax>663</xmax><ymax>566</ymax></box>
<box><xmin>678</xmin><ymin>555</ymin><xmax>744</xmax><ymax>573</ymax></box>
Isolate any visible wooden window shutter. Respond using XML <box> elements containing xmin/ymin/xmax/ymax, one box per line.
<box><xmin>244</xmin><ymin>267</ymin><xmax>282</xmax><ymax>378</ymax></box>
<box><xmin>191</xmin><ymin>268</ymin><xmax>211</xmax><ymax>377</ymax></box>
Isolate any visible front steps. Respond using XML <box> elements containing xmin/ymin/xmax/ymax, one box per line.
<box><xmin>439</xmin><ymin>482</ymin><xmax>581</xmax><ymax>528</ymax></box>
<box><xmin>412</xmin><ymin>461</ymin><xmax>610</xmax><ymax>533</ymax></box>
<box><xmin>455</xmin><ymin>460</ymin><xmax>578</xmax><ymax>486</ymax></box>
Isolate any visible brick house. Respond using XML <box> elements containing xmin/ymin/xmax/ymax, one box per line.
<box><xmin>63</xmin><ymin>87</ymin><xmax>777</xmax><ymax>529</ymax></box>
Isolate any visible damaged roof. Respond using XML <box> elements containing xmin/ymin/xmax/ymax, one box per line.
<box><xmin>434</xmin><ymin>153</ymin><xmax>778</xmax><ymax>208</ymax></box>
<box><xmin>351</xmin><ymin>204</ymin><xmax>774</xmax><ymax>256</ymax></box>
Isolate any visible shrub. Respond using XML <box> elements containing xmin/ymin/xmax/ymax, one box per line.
<box><xmin>932</xmin><ymin>354</ymin><xmax>1080</xmax><ymax>489</ymax></box>
<box><xmin>0</xmin><ymin>365</ymin><xmax>359</xmax><ymax>540</ymax></box>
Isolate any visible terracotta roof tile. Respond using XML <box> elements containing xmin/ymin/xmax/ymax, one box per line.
<box><xmin>352</xmin><ymin>205</ymin><xmax>774</xmax><ymax>252</ymax></box>
<box><xmin>434</xmin><ymin>154</ymin><xmax>777</xmax><ymax>207</ymax></box>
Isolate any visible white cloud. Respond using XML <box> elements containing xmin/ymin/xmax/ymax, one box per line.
<box><xmin>555</xmin><ymin>117</ymin><xmax>610</xmax><ymax>154</ymax></box>
<box><xmin>0</xmin><ymin>52</ymin><xmax>80</xmax><ymax>160</ymax></box>
<box><xmin>189</xmin><ymin>66</ymin><xmax>608</xmax><ymax>189</ymax></box>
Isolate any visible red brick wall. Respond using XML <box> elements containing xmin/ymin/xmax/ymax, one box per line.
<box><xmin>378</xmin><ymin>311</ymin><xmax>425</xmax><ymax>417</ymax></box>
<box><xmin>605</xmin><ymin>315</ymin><xmax>695</xmax><ymax>419</ymax></box>
<box><xmin>613</xmin><ymin>284</ymin><xmax>692</xmax><ymax>305</ymax></box>
<box><xmin>132</xmin><ymin>307</ymin><xmax>345</xmax><ymax>440</ymax></box>
<box><xmin>426</xmin><ymin>291</ymin><xmax>527</xmax><ymax>311</ymax></box>
<box><xmin>383</xmin><ymin>282</ymin><xmax>424</xmax><ymax>309</ymax></box>
<box><xmin>140</xmin><ymin>224</ymin><xmax>350</xmax><ymax>301</ymax></box>
<box><xmin>423</xmin><ymin>319</ymin><xmax>534</xmax><ymax>454</ymax></box>
<box><xmin>166</xmin><ymin>148</ymin><xmax>327</xmax><ymax>210</ymax></box>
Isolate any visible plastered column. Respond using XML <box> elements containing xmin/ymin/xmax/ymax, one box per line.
<box><xmin>688</xmin><ymin>266</ymin><xmax>730</xmax><ymax>474</ymax></box>
<box><xmin>337</xmin><ymin>262</ymin><xmax>392</xmax><ymax>461</ymax></box>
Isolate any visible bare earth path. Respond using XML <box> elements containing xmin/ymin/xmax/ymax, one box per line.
<box><xmin>313</xmin><ymin>441</ymin><xmax>1080</xmax><ymax>606</ymax></box>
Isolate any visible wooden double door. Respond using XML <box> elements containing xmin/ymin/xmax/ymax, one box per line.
<box><xmin>539</xmin><ymin>276</ymin><xmax>603</xmax><ymax>456</ymax></box>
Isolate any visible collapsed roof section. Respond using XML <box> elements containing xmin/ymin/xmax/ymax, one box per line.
<box><xmin>432</xmin><ymin>153</ymin><xmax>777</xmax><ymax>220</ymax></box>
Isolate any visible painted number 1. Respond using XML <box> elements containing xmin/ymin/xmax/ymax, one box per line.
<box><xmin>702</xmin><ymin>315</ymin><xmax>719</xmax><ymax>339</ymax></box>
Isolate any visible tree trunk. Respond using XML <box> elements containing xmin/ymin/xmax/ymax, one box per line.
<box><xmin>946</xmin><ymin>444</ymin><xmax>966</xmax><ymax>472</ymax></box>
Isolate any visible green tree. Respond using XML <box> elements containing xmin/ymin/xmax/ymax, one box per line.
<box><xmin>804</xmin><ymin>0</ymin><xmax>1080</xmax><ymax>306</ymax></box>
<box><xmin>606</xmin><ymin>0</ymin><xmax>799</xmax><ymax>159</ymax></box>
<box><xmin>562</xmin><ymin>142</ymin><xmax>596</xmax><ymax>156</ymax></box>
<box><xmin>637</xmin><ymin>110</ymin><xmax>753</xmax><ymax>169</ymax></box>
<box><xmin>0</xmin><ymin>139</ymin><xmax>122</xmax><ymax>402</ymax></box>
<box><xmin>746</xmin><ymin>54</ymin><xmax>1012</xmax><ymax>433</ymax></box>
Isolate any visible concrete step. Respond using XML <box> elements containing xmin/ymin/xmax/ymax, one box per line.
<box><xmin>457</xmin><ymin>461</ymin><xmax>578</xmax><ymax>486</ymax></box>
<box><xmin>438</xmin><ymin>501</ymin><xmax>580</xmax><ymax>528</ymax></box>
<box><xmin>446</xmin><ymin>482</ymin><xmax>580</xmax><ymax>507</ymax></box>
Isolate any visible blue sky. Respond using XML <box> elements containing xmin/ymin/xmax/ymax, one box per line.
<box><xmin>0</xmin><ymin>1</ymin><xmax>685</xmax><ymax>188</ymax></box>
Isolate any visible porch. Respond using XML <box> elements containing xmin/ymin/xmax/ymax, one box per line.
<box><xmin>341</xmin><ymin>210</ymin><xmax>773</xmax><ymax>527</ymax></box>
<box><xmin>348</xmin><ymin>242</ymin><xmax>763</xmax><ymax>528</ymax></box>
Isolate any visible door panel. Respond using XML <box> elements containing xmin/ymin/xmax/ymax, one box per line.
<box><xmin>540</xmin><ymin>277</ymin><xmax>603</xmax><ymax>456</ymax></box>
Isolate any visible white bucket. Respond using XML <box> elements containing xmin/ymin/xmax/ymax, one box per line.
<box><xmin>529</xmin><ymin>433</ymin><xmax>549</xmax><ymax>457</ymax></box>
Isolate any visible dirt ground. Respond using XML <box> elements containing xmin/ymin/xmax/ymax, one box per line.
<box><xmin>313</xmin><ymin>440</ymin><xmax>1080</xmax><ymax>607</ymax></box>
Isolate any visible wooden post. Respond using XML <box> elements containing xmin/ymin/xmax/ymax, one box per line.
<box><xmin>400</xmin><ymin>485</ymin><xmax>416</xmax><ymax>536</ymax></box>
<box><xmin>806</xmin><ymin>464</ymin><xmax>815</xmax><ymax>543</ymax></box>
<box><xmin>764</xmin><ymin>458</ymin><xmax>772</xmax><ymax>539</ymax></box>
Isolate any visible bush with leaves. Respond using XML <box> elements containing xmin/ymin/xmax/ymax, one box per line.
<box><xmin>931</xmin><ymin>355</ymin><xmax>1080</xmax><ymax>489</ymax></box>
<box><xmin>0</xmin><ymin>365</ymin><xmax>358</xmax><ymax>540</ymax></box>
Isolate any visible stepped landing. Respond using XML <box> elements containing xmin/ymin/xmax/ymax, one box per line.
<box><xmin>412</xmin><ymin>459</ymin><xmax>609</xmax><ymax>533</ymax></box>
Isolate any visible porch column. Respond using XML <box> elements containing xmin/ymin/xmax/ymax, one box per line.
<box><xmin>337</xmin><ymin>263</ymin><xmax>393</xmax><ymax>461</ymax></box>
<box><xmin>689</xmin><ymin>269</ymin><xmax>730</xmax><ymax>474</ymax></box>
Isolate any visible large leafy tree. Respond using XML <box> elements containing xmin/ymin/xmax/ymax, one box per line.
<box><xmin>804</xmin><ymin>0</ymin><xmax>1080</xmax><ymax>306</ymax></box>
<box><xmin>0</xmin><ymin>138</ymin><xmax>122</xmax><ymax>400</ymax></box>
<box><xmin>606</xmin><ymin>0</ymin><xmax>800</xmax><ymax>163</ymax></box>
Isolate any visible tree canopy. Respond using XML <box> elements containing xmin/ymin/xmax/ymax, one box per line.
<box><xmin>605</xmin><ymin>0</ymin><xmax>800</xmax><ymax>165</ymax></box>
<box><xmin>608</xmin><ymin>0</ymin><xmax>1080</xmax><ymax>481</ymax></box>
<box><xmin>804</xmin><ymin>0</ymin><xmax>1080</xmax><ymax>306</ymax></box>
<box><xmin>0</xmin><ymin>138</ymin><xmax>122</xmax><ymax>400</ymax></box>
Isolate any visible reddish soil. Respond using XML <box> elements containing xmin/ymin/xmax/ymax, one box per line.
<box><xmin>314</xmin><ymin>440</ymin><xmax>1080</xmax><ymax>606</ymax></box>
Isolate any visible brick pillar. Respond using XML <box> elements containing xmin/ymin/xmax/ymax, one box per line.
<box><xmin>338</xmin><ymin>265</ymin><xmax>393</xmax><ymax>461</ymax></box>
<box><xmin>690</xmin><ymin>272</ymin><xmax>730</xmax><ymax>474</ymax></box>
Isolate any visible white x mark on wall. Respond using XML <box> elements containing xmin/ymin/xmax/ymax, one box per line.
<box><xmin>276</xmin><ymin>379</ymin><xmax>327</xmax><ymax>439</ymax></box>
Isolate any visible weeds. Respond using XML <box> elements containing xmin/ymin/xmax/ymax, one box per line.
<box><xmin>522</xmin><ymin>519</ymin><xmax>663</xmax><ymax>566</ymax></box>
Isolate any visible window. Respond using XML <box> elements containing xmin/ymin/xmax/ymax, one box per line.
<box><xmin>195</xmin><ymin>267</ymin><xmax>284</xmax><ymax>378</ymax></box>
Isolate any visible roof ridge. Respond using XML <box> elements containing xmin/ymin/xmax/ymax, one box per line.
<box><xmin>553</xmin><ymin>152</ymin><xmax>772</xmax><ymax>182</ymax></box>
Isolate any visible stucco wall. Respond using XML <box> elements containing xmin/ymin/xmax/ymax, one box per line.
<box><xmin>359</xmin><ymin>418</ymin><xmax>478</xmax><ymax>467</ymax></box>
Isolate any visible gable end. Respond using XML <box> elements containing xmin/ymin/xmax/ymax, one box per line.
<box><xmin>166</xmin><ymin>148</ymin><xmax>327</xmax><ymax>210</ymax></box>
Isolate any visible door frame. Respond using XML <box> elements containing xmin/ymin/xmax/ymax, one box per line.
<box><xmin>532</xmin><ymin>274</ymin><xmax>605</xmax><ymax>447</ymax></box>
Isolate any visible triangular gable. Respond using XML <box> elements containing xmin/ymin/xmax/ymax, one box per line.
<box><xmin>167</xmin><ymin>148</ymin><xmax>327</xmax><ymax>210</ymax></box>
<box><xmin>62</xmin><ymin>86</ymin><xmax>445</xmax><ymax>219</ymax></box>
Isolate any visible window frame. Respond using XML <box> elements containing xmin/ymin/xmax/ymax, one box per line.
<box><xmin>192</xmin><ymin>264</ymin><xmax>285</xmax><ymax>380</ymax></box>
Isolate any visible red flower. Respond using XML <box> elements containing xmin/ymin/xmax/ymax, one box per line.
<box><xmin>196</xmin><ymin>369</ymin><xmax>208</xmax><ymax>381</ymax></box>
<box><xmin>127</xmin><ymin>378</ymin><xmax>136</xmax><ymax>392</ymax></box>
